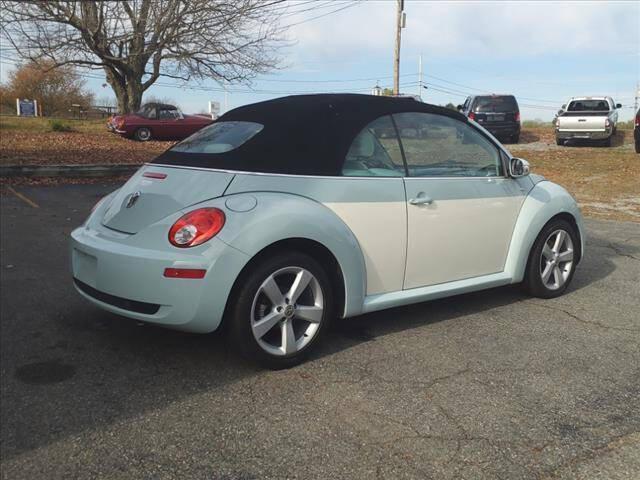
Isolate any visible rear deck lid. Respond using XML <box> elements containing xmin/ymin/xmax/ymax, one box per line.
<box><xmin>101</xmin><ymin>165</ymin><xmax>234</xmax><ymax>234</ymax></box>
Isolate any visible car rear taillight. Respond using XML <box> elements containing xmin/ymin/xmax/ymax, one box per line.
<box><xmin>168</xmin><ymin>208</ymin><xmax>225</xmax><ymax>248</ymax></box>
<box><xmin>468</xmin><ymin>112</ymin><xmax>476</xmax><ymax>121</ymax></box>
<box><xmin>635</xmin><ymin>114</ymin><xmax>639</xmax><ymax>127</ymax></box>
<box><xmin>515</xmin><ymin>112</ymin><xmax>521</xmax><ymax>122</ymax></box>
<box><xmin>143</xmin><ymin>171</ymin><xmax>167</xmax><ymax>179</ymax></box>
<box><xmin>605</xmin><ymin>118</ymin><xmax>611</xmax><ymax>128</ymax></box>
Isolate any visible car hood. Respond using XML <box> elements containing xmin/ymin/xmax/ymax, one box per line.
<box><xmin>101</xmin><ymin>165</ymin><xmax>234</xmax><ymax>234</ymax></box>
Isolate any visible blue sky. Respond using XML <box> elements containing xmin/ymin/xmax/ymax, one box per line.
<box><xmin>2</xmin><ymin>0</ymin><xmax>639</xmax><ymax>120</ymax></box>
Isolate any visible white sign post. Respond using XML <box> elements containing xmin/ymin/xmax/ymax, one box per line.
<box><xmin>208</xmin><ymin>101</ymin><xmax>221</xmax><ymax>119</ymax></box>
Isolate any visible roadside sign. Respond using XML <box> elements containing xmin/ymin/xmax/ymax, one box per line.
<box><xmin>17</xmin><ymin>99</ymin><xmax>38</xmax><ymax>116</ymax></box>
<box><xmin>209</xmin><ymin>101</ymin><xmax>221</xmax><ymax>117</ymax></box>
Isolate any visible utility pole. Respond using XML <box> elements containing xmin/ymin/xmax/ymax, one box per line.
<box><xmin>418</xmin><ymin>53</ymin><xmax>423</xmax><ymax>100</ymax></box>
<box><xmin>393</xmin><ymin>0</ymin><xmax>405</xmax><ymax>95</ymax></box>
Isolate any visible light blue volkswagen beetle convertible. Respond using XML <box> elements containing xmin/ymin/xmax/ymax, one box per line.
<box><xmin>71</xmin><ymin>94</ymin><xmax>584</xmax><ymax>368</ymax></box>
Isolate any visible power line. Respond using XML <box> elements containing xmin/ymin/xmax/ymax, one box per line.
<box><xmin>256</xmin><ymin>73</ymin><xmax>418</xmax><ymax>84</ymax></box>
<box><xmin>281</xmin><ymin>0</ymin><xmax>363</xmax><ymax>28</ymax></box>
<box><xmin>425</xmin><ymin>74</ymin><xmax>564</xmax><ymax>104</ymax></box>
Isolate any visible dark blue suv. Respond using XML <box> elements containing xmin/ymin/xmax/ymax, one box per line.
<box><xmin>458</xmin><ymin>95</ymin><xmax>521</xmax><ymax>144</ymax></box>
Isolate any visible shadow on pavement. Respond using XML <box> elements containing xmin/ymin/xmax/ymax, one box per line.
<box><xmin>0</xmin><ymin>183</ymin><xmax>630</xmax><ymax>462</ymax></box>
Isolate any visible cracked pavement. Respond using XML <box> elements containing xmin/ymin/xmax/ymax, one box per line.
<box><xmin>1</xmin><ymin>182</ymin><xmax>639</xmax><ymax>479</ymax></box>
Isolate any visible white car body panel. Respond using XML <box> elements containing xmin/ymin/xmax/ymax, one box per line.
<box><xmin>403</xmin><ymin>177</ymin><xmax>529</xmax><ymax>289</ymax></box>
<box><xmin>324</xmin><ymin>200</ymin><xmax>406</xmax><ymax>295</ymax></box>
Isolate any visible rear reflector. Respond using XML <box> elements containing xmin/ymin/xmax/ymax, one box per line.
<box><xmin>143</xmin><ymin>172</ymin><xmax>167</xmax><ymax>179</ymax></box>
<box><xmin>163</xmin><ymin>268</ymin><xmax>206</xmax><ymax>279</ymax></box>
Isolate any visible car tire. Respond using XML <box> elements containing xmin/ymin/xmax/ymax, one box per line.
<box><xmin>555</xmin><ymin>136</ymin><xmax>563</xmax><ymax>146</ymax></box>
<box><xmin>227</xmin><ymin>251</ymin><xmax>334</xmax><ymax>369</ymax></box>
<box><xmin>635</xmin><ymin>140</ymin><xmax>640</xmax><ymax>154</ymax></box>
<box><xmin>602</xmin><ymin>136</ymin><xmax>612</xmax><ymax>147</ymax></box>
<box><xmin>511</xmin><ymin>133</ymin><xmax>520</xmax><ymax>144</ymax></box>
<box><xmin>134</xmin><ymin>127</ymin><xmax>152</xmax><ymax>142</ymax></box>
<box><xmin>523</xmin><ymin>218</ymin><xmax>579</xmax><ymax>299</ymax></box>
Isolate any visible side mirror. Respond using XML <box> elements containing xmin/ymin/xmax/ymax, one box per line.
<box><xmin>561</xmin><ymin>104</ymin><xmax>566</xmax><ymax>110</ymax></box>
<box><xmin>616</xmin><ymin>103</ymin><xmax>622</xmax><ymax>109</ymax></box>
<box><xmin>557</xmin><ymin>109</ymin><xmax>564</xmax><ymax>116</ymax></box>
<box><xmin>456</xmin><ymin>104</ymin><xmax>463</xmax><ymax>111</ymax></box>
<box><xmin>509</xmin><ymin>157</ymin><xmax>530</xmax><ymax>178</ymax></box>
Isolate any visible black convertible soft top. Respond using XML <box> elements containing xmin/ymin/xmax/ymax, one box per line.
<box><xmin>152</xmin><ymin>93</ymin><xmax>467</xmax><ymax>176</ymax></box>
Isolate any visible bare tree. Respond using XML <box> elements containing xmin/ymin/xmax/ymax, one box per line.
<box><xmin>1</xmin><ymin>1</ymin><xmax>286</xmax><ymax>113</ymax></box>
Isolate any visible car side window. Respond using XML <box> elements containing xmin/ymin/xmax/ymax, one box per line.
<box><xmin>392</xmin><ymin>112</ymin><xmax>503</xmax><ymax>177</ymax></box>
<box><xmin>342</xmin><ymin>115</ymin><xmax>405</xmax><ymax>177</ymax></box>
<box><xmin>159</xmin><ymin>109</ymin><xmax>179</xmax><ymax>120</ymax></box>
<box><xmin>143</xmin><ymin>106</ymin><xmax>157</xmax><ymax>119</ymax></box>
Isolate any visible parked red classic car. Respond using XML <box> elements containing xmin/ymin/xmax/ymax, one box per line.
<box><xmin>107</xmin><ymin>103</ymin><xmax>214</xmax><ymax>141</ymax></box>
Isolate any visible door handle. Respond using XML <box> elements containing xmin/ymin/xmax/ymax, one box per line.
<box><xmin>409</xmin><ymin>194</ymin><xmax>433</xmax><ymax>205</ymax></box>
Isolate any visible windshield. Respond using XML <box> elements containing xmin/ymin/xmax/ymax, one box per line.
<box><xmin>171</xmin><ymin>121</ymin><xmax>263</xmax><ymax>154</ymax></box>
<box><xmin>567</xmin><ymin>100</ymin><xmax>610</xmax><ymax>112</ymax></box>
<box><xmin>473</xmin><ymin>96</ymin><xmax>518</xmax><ymax>113</ymax></box>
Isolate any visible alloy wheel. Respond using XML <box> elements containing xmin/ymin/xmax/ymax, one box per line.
<box><xmin>540</xmin><ymin>229</ymin><xmax>574</xmax><ymax>290</ymax></box>
<box><xmin>250</xmin><ymin>266</ymin><xmax>324</xmax><ymax>356</ymax></box>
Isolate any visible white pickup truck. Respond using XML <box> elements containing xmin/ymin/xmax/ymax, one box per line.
<box><xmin>555</xmin><ymin>96</ymin><xmax>621</xmax><ymax>147</ymax></box>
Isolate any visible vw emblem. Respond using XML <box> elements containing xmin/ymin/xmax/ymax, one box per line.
<box><xmin>125</xmin><ymin>191</ymin><xmax>141</xmax><ymax>209</ymax></box>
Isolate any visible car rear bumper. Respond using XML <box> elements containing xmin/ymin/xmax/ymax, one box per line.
<box><xmin>556</xmin><ymin>129</ymin><xmax>612</xmax><ymax>140</ymax></box>
<box><xmin>70</xmin><ymin>224</ymin><xmax>250</xmax><ymax>333</ymax></box>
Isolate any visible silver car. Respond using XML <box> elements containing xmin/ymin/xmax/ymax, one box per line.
<box><xmin>555</xmin><ymin>96</ymin><xmax>621</xmax><ymax>146</ymax></box>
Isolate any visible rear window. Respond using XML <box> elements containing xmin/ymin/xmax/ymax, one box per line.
<box><xmin>171</xmin><ymin>121</ymin><xmax>263</xmax><ymax>154</ymax></box>
<box><xmin>567</xmin><ymin>100</ymin><xmax>610</xmax><ymax>112</ymax></box>
<box><xmin>473</xmin><ymin>96</ymin><xmax>518</xmax><ymax>113</ymax></box>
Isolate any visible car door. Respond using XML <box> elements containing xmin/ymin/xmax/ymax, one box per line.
<box><xmin>159</xmin><ymin>108</ymin><xmax>190</xmax><ymax>139</ymax></box>
<box><xmin>394</xmin><ymin>112</ymin><xmax>528</xmax><ymax>289</ymax></box>
<box><xmin>154</xmin><ymin>108</ymin><xmax>177</xmax><ymax>139</ymax></box>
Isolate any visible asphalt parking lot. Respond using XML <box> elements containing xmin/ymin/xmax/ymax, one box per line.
<box><xmin>1</xmin><ymin>182</ymin><xmax>639</xmax><ymax>480</ymax></box>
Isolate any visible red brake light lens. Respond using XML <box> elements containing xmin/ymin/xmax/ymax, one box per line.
<box><xmin>468</xmin><ymin>112</ymin><xmax>476</xmax><ymax>121</ymax></box>
<box><xmin>515</xmin><ymin>112</ymin><xmax>521</xmax><ymax>122</ymax></box>
<box><xmin>169</xmin><ymin>208</ymin><xmax>225</xmax><ymax>248</ymax></box>
<box><xmin>143</xmin><ymin>172</ymin><xmax>167</xmax><ymax>179</ymax></box>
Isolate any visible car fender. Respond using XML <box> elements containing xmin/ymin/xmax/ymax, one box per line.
<box><xmin>210</xmin><ymin>192</ymin><xmax>368</xmax><ymax>318</ymax></box>
<box><xmin>505</xmin><ymin>180</ymin><xmax>585</xmax><ymax>283</ymax></box>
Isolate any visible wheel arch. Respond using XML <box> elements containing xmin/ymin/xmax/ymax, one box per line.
<box><xmin>505</xmin><ymin>181</ymin><xmax>585</xmax><ymax>283</ymax></box>
<box><xmin>215</xmin><ymin>192</ymin><xmax>368</xmax><ymax>321</ymax></box>
<box><xmin>222</xmin><ymin>237</ymin><xmax>347</xmax><ymax>331</ymax></box>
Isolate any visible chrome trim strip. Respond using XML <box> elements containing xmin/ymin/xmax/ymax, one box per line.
<box><xmin>143</xmin><ymin>163</ymin><xmax>508</xmax><ymax>181</ymax></box>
